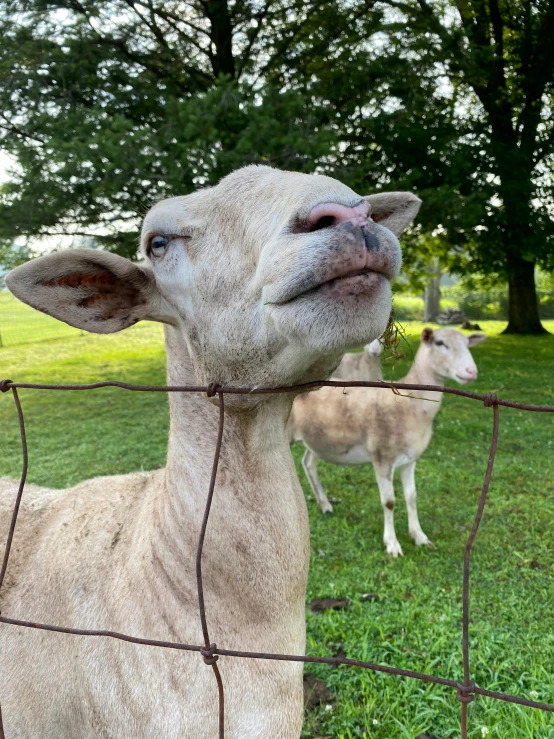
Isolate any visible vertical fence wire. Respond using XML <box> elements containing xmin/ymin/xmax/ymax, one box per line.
<box><xmin>0</xmin><ymin>378</ymin><xmax>553</xmax><ymax>738</ymax></box>
<box><xmin>0</xmin><ymin>385</ymin><xmax>27</xmax><ymax>592</ymax></box>
<box><xmin>460</xmin><ymin>400</ymin><xmax>500</xmax><ymax>737</ymax></box>
<box><xmin>0</xmin><ymin>383</ymin><xmax>28</xmax><ymax>739</ymax></box>
<box><xmin>196</xmin><ymin>388</ymin><xmax>226</xmax><ymax>739</ymax></box>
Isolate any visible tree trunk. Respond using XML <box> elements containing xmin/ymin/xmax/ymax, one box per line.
<box><xmin>493</xmin><ymin>148</ymin><xmax>547</xmax><ymax>334</ymax></box>
<box><xmin>424</xmin><ymin>260</ymin><xmax>441</xmax><ymax>322</ymax></box>
<box><xmin>502</xmin><ymin>256</ymin><xmax>546</xmax><ymax>334</ymax></box>
<box><xmin>206</xmin><ymin>0</ymin><xmax>236</xmax><ymax>79</ymax></box>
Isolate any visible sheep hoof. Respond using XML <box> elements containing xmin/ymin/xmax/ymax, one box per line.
<box><xmin>412</xmin><ymin>532</ymin><xmax>432</xmax><ymax>547</ymax></box>
<box><xmin>386</xmin><ymin>541</ymin><xmax>403</xmax><ymax>557</ymax></box>
<box><xmin>320</xmin><ymin>501</ymin><xmax>334</xmax><ymax>514</ymax></box>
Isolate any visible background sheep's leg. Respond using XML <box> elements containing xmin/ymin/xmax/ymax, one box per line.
<box><xmin>399</xmin><ymin>460</ymin><xmax>431</xmax><ymax>547</ymax></box>
<box><xmin>374</xmin><ymin>466</ymin><xmax>403</xmax><ymax>556</ymax></box>
<box><xmin>302</xmin><ymin>448</ymin><xmax>333</xmax><ymax>513</ymax></box>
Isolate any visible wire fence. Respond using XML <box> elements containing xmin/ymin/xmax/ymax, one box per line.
<box><xmin>0</xmin><ymin>376</ymin><xmax>553</xmax><ymax>738</ymax></box>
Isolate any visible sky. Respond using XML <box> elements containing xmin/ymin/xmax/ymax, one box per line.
<box><xmin>0</xmin><ymin>150</ymin><xmax>14</xmax><ymax>184</ymax></box>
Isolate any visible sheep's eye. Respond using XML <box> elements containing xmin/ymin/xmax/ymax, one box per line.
<box><xmin>149</xmin><ymin>235</ymin><xmax>169</xmax><ymax>259</ymax></box>
<box><xmin>435</xmin><ymin>340</ymin><xmax>448</xmax><ymax>348</ymax></box>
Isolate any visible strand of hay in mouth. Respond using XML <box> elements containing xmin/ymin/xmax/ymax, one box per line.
<box><xmin>381</xmin><ymin>308</ymin><xmax>409</xmax><ymax>361</ymax></box>
<box><xmin>380</xmin><ymin>309</ymin><xmax>439</xmax><ymax>402</ymax></box>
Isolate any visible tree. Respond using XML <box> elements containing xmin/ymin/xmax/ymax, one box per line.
<box><xmin>417</xmin><ymin>0</ymin><xmax>554</xmax><ymax>333</ymax></box>
<box><xmin>277</xmin><ymin>0</ymin><xmax>554</xmax><ymax>333</ymax></box>
<box><xmin>368</xmin><ymin>0</ymin><xmax>554</xmax><ymax>333</ymax></box>
<box><xmin>424</xmin><ymin>258</ymin><xmax>442</xmax><ymax>322</ymax></box>
<box><xmin>0</xmin><ymin>0</ymin><xmax>353</xmax><ymax>260</ymax></box>
<box><xmin>3</xmin><ymin>0</ymin><xmax>553</xmax><ymax>335</ymax></box>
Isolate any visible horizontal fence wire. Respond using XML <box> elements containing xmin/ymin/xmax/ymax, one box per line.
<box><xmin>1</xmin><ymin>377</ymin><xmax>554</xmax><ymax>739</ymax></box>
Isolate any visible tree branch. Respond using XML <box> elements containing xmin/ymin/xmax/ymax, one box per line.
<box><xmin>0</xmin><ymin>114</ymin><xmax>46</xmax><ymax>144</ymax></box>
<box><xmin>517</xmin><ymin>0</ymin><xmax>554</xmax><ymax>159</ymax></box>
<box><xmin>67</xmin><ymin>0</ymin><xmax>213</xmax><ymax>90</ymax></box>
<box><xmin>143</xmin><ymin>1</ymin><xmax>213</xmax><ymax>60</ymax></box>
<box><xmin>145</xmin><ymin>1</ymin><xmax>212</xmax><ymax>38</ymax></box>
<box><xmin>487</xmin><ymin>0</ymin><xmax>506</xmax><ymax>89</ymax></box>
<box><xmin>236</xmin><ymin>0</ymin><xmax>276</xmax><ymax>78</ymax></box>
<box><xmin>259</xmin><ymin>0</ymin><xmax>374</xmax><ymax>80</ymax></box>
<box><xmin>121</xmin><ymin>0</ymin><xmax>171</xmax><ymax>53</ymax></box>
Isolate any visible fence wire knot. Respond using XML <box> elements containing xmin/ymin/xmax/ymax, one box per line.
<box><xmin>0</xmin><ymin>379</ymin><xmax>12</xmax><ymax>393</ymax></box>
<box><xmin>457</xmin><ymin>682</ymin><xmax>476</xmax><ymax>705</ymax></box>
<box><xmin>206</xmin><ymin>382</ymin><xmax>221</xmax><ymax>398</ymax></box>
<box><xmin>483</xmin><ymin>392</ymin><xmax>498</xmax><ymax>407</ymax></box>
<box><xmin>201</xmin><ymin>643</ymin><xmax>219</xmax><ymax>665</ymax></box>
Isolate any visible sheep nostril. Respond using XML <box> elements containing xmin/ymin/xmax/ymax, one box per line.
<box><xmin>290</xmin><ymin>201</ymin><xmax>369</xmax><ymax>234</ymax></box>
<box><xmin>310</xmin><ymin>215</ymin><xmax>337</xmax><ymax>232</ymax></box>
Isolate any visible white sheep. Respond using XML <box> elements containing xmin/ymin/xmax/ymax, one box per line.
<box><xmin>331</xmin><ymin>339</ymin><xmax>383</xmax><ymax>382</ymax></box>
<box><xmin>0</xmin><ymin>164</ymin><xmax>420</xmax><ymax>737</ymax></box>
<box><xmin>288</xmin><ymin>327</ymin><xmax>487</xmax><ymax>556</ymax></box>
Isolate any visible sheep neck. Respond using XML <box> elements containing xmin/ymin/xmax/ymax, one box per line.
<box><xmin>148</xmin><ymin>326</ymin><xmax>310</xmax><ymax>634</ymax></box>
<box><xmin>401</xmin><ymin>347</ymin><xmax>445</xmax><ymax>419</ymax></box>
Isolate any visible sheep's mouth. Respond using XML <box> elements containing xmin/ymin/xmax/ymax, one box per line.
<box><xmin>265</xmin><ymin>226</ymin><xmax>398</xmax><ymax>307</ymax></box>
<box><xmin>317</xmin><ymin>267</ymin><xmax>381</xmax><ymax>289</ymax></box>
<box><xmin>331</xmin><ymin>267</ymin><xmax>373</xmax><ymax>280</ymax></box>
<box><xmin>455</xmin><ymin>374</ymin><xmax>475</xmax><ymax>384</ymax></box>
<box><xmin>279</xmin><ymin>266</ymin><xmax>386</xmax><ymax>305</ymax></box>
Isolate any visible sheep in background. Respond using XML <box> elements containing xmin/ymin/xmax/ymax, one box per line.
<box><xmin>332</xmin><ymin>339</ymin><xmax>383</xmax><ymax>382</ymax></box>
<box><xmin>288</xmin><ymin>327</ymin><xmax>487</xmax><ymax>556</ymax></box>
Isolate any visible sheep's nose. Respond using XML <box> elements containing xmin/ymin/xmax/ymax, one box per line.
<box><xmin>466</xmin><ymin>367</ymin><xmax>477</xmax><ymax>379</ymax></box>
<box><xmin>307</xmin><ymin>201</ymin><xmax>370</xmax><ymax>231</ymax></box>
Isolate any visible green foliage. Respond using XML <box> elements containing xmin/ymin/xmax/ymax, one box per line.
<box><xmin>393</xmin><ymin>279</ymin><xmax>554</xmax><ymax>323</ymax></box>
<box><xmin>0</xmin><ymin>67</ymin><xmax>336</xmax><ymax>259</ymax></box>
<box><xmin>435</xmin><ymin>272</ymin><xmax>554</xmax><ymax>321</ymax></box>
<box><xmin>1</xmin><ymin>0</ymin><xmax>553</xmax><ymax>330</ymax></box>
<box><xmin>391</xmin><ymin>293</ymin><xmax>458</xmax><ymax>322</ymax></box>
<box><xmin>0</xmin><ymin>240</ymin><xmax>32</xmax><ymax>272</ymax></box>
<box><xmin>286</xmin><ymin>0</ymin><xmax>554</xmax><ymax>331</ymax></box>
<box><xmin>442</xmin><ymin>283</ymin><xmax>509</xmax><ymax>321</ymax></box>
<box><xmin>0</xmin><ymin>0</ymin><xmax>355</xmax><ymax>261</ymax></box>
<box><xmin>378</xmin><ymin>0</ymin><xmax>554</xmax><ymax>276</ymax></box>
<box><xmin>391</xmin><ymin>295</ymin><xmax>427</xmax><ymax>322</ymax></box>
<box><xmin>1</xmin><ymin>322</ymin><xmax>553</xmax><ymax>737</ymax></box>
<box><xmin>537</xmin><ymin>271</ymin><xmax>554</xmax><ymax>319</ymax></box>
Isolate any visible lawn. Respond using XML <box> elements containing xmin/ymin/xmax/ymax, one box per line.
<box><xmin>0</xmin><ymin>289</ymin><xmax>83</xmax><ymax>347</ymax></box>
<box><xmin>1</xmin><ymin>319</ymin><xmax>553</xmax><ymax>738</ymax></box>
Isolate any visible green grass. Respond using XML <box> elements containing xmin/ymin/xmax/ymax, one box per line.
<box><xmin>0</xmin><ymin>322</ymin><xmax>169</xmax><ymax>484</ymax></box>
<box><xmin>1</xmin><ymin>320</ymin><xmax>554</xmax><ymax>738</ymax></box>
<box><xmin>0</xmin><ymin>289</ymin><xmax>83</xmax><ymax>347</ymax></box>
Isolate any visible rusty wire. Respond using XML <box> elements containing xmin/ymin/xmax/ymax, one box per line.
<box><xmin>0</xmin><ymin>378</ymin><xmax>553</xmax><ymax>739</ymax></box>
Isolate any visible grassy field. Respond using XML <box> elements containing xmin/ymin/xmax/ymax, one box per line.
<box><xmin>1</xmin><ymin>320</ymin><xmax>553</xmax><ymax>738</ymax></box>
<box><xmin>0</xmin><ymin>289</ymin><xmax>82</xmax><ymax>347</ymax></box>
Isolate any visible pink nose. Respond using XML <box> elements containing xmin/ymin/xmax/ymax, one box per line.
<box><xmin>466</xmin><ymin>367</ymin><xmax>477</xmax><ymax>379</ymax></box>
<box><xmin>307</xmin><ymin>201</ymin><xmax>370</xmax><ymax>230</ymax></box>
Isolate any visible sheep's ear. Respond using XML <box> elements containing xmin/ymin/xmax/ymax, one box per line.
<box><xmin>6</xmin><ymin>249</ymin><xmax>168</xmax><ymax>334</ymax></box>
<box><xmin>365</xmin><ymin>339</ymin><xmax>383</xmax><ymax>356</ymax></box>
<box><xmin>468</xmin><ymin>333</ymin><xmax>487</xmax><ymax>347</ymax></box>
<box><xmin>364</xmin><ymin>192</ymin><xmax>422</xmax><ymax>236</ymax></box>
<box><xmin>422</xmin><ymin>327</ymin><xmax>434</xmax><ymax>343</ymax></box>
